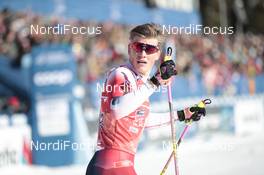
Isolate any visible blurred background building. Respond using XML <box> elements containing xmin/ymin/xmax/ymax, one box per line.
<box><xmin>0</xmin><ymin>0</ymin><xmax>263</xmax><ymax>175</ymax></box>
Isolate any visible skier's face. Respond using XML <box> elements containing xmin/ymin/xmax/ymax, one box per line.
<box><xmin>128</xmin><ymin>37</ymin><xmax>160</xmax><ymax>77</ymax></box>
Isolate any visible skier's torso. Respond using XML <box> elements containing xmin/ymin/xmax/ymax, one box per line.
<box><xmin>97</xmin><ymin>64</ymin><xmax>150</xmax><ymax>155</ymax></box>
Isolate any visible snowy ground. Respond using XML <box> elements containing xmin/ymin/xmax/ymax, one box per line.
<box><xmin>1</xmin><ymin>133</ymin><xmax>264</xmax><ymax>175</ymax></box>
<box><xmin>135</xmin><ymin>133</ymin><xmax>264</xmax><ymax>175</ymax></box>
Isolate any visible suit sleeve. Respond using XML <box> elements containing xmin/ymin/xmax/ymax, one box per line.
<box><xmin>145</xmin><ymin>111</ymin><xmax>179</xmax><ymax>129</ymax></box>
<box><xmin>107</xmin><ymin>68</ymin><xmax>157</xmax><ymax>119</ymax></box>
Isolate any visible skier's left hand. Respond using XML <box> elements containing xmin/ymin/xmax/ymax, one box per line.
<box><xmin>159</xmin><ymin>60</ymin><xmax>177</xmax><ymax>80</ymax></box>
<box><xmin>150</xmin><ymin>60</ymin><xmax>177</xmax><ymax>87</ymax></box>
<box><xmin>177</xmin><ymin>99</ymin><xmax>211</xmax><ymax>122</ymax></box>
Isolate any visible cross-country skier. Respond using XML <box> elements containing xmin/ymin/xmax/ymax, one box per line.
<box><xmin>86</xmin><ymin>23</ymin><xmax>207</xmax><ymax>175</ymax></box>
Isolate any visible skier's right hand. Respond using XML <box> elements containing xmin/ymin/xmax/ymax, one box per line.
<box><xmin>177</xmin><ymin>99</ymin><xmax>211</xmax><ymax>122</ymax></box>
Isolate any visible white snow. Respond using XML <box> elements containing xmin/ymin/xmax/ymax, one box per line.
<box><xmin>135</xmin><ymin>133</ymin><xmax>264</xmax><ymax>175</ymax></box>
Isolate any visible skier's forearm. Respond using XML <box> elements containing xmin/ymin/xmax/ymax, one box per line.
<box><xmin>110</xmin><ymin>80</ymin><xmax>157</xmax><ymax>119</ymax></box>
<box><xmin>145</xmin><ymin>111</ymin><xmax>179</xmax><ymax>129</ymax></box>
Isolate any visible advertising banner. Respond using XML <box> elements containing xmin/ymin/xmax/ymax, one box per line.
<box><xmin>30</xmin><ymin>44</ymin><xmax>78</xmax><ymax>166</ymax></box>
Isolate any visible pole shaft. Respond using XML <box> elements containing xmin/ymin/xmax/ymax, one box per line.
<box><xmin>160</xmin><ymin>125</ymin><xmax>190</xmax><ymax>175</ymax></box>
<box><xmin>167</xmin><ymin>84</ymin><xmax>178</xmax><ymax>175</ymax></box>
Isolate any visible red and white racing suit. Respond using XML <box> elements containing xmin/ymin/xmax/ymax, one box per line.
<box><xmin>86</xmin><ymin>63</ymin><xmax>178</xmax><ymax>175</ymax></box>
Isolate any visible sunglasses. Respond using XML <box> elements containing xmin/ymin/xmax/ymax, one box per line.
<box><xmin>131</xmin><ymin>42</ymin><xmax>160</xmax><ymax>55</ymax></box>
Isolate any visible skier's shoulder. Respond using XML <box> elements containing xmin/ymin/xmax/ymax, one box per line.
<box><xmin>107</xmin><ymin>64</ymin><xmax>137</xmax><ymax>83</ymax></box>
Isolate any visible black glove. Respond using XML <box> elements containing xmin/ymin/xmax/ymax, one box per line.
<box><xmin>159</xmin><ymin>60</ymin><xmax>177</xmax><ymax>80</ymax></box>
<box><xmin>177</xmin><ymin>103</ymin><xmax>206</xmax><ymax>122</ymax></box>
<box><xmin>150</xmin><ymin>60</ymin><xmax>177</xmax><ymax>86</ymax></box>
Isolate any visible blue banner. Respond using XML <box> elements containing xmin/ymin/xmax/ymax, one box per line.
<box><xmin>30</xmin><ymin>44</ymin><xmax>78</xmax><ymax>166</ymax></box>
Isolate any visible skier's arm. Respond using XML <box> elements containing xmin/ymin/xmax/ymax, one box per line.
<box><xmin>109</xmin><ymin>59</ymin><xmax>178</xmax><ymax>119</ymax></box>
<box><xmin>108</xmin><ymin>68</ymin><xmax>157</xmax><ymax>119</ymax></box>
<box><xmin>145</xmin><ymin>111</ymin><xmax>179</xmax><ymax>129</ymax></box>
<box><xmin>110</xmin><ymin>82</ymin><xmax>156</xmax><ymax>119</ymax></box>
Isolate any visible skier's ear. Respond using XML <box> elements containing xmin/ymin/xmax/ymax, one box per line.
<box><xmin>128</xmin><ymin>43</ymin><xmax>131</xmax><ymax>55</ymax></box>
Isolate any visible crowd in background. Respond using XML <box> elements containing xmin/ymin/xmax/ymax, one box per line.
<box><xmin>0</xmin><ymin>9</ymin><xmax>264</xmax><ymax>109</ymax></box>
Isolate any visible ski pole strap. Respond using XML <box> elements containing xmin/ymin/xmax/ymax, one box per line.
<box><xmin>203</xmin><ymin>98</ymin><xmax>212</xmax><ymax>105</ymax></box>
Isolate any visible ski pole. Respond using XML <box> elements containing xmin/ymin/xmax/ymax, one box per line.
<box><xmin>163</xmin><ymin>47</ymin><xmax>178</xmax><ymax>175</ymax></box>
<box><xmin>160</xmin><ymin>98</ymin><xmax>212</xmax><ymax>175</ymax></box>
<box><xmin>160</xmin><ymin>122</ymin><xmax>191</xmax><ymax>175</ymax></box>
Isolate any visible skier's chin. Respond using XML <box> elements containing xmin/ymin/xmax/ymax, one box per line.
<box><xmin>133</xmin><ymin>61</ymin><xmax>150</xmax><ymax>77</ymax></box>
<box><xmin>136</xmin><ymin>67</ymin><xmax>148</xmax><ymax>77</ymax></box>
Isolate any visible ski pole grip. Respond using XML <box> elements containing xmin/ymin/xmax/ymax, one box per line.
<box><xmin>164</xmin><ymin>47</ymin><xmax>172</xmax><ymax>61</ymax></box>
<box><xmin>197</xmin><ymin>101</ymin><xmax>205</xmax><ymax>108</ymax></box>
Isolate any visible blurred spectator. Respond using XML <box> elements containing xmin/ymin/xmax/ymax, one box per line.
<box><xmin>0</xmin><ymin>9</ymin><xmax>264</xmax><ymax>109</ymax></box>
<box><xmin>0</xmin><ymin>96</ymin><xmax>28</xmax><ymax>114</ymax></box>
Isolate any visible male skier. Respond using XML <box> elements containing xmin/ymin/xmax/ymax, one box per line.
<box><xmin>86</xmin><ymin>23</ymin><xmax>207</xmax><ymax>175</ymax></box>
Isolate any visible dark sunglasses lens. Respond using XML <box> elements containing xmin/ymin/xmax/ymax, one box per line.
<box><xmin>145</xmin><ymin>45</ymin><xmax>159</xmax><ymax>54</ymax></box>
<box><xmin>133</xmin><ymin>42</ymin><xmax>158</xmax><ymax>54</ymax></box>
<box><xmin>133</xmin><ymin>43</ymin><xmax>143</xmax><ymax>52</ymax></box>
